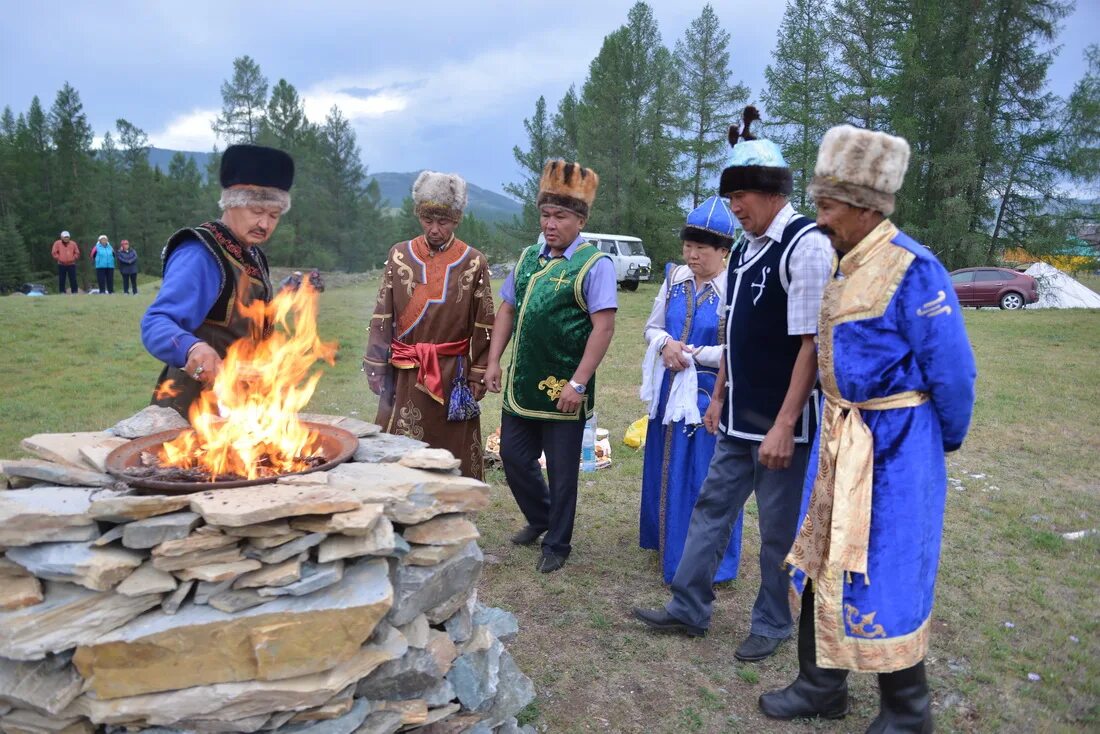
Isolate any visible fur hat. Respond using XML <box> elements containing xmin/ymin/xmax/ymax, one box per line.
<box><xmin>218</xmin><ymin>144</ymin><xmax>295</xmax><ymax>214</ymax></box>
<box><xmin>681</xmin><ymin>196</ymin><xmax>737</xmax><ymax>248</ymax></box>
<box><xmin>719</xmin><ymin>106</ymin><xmax>793</xmax><ymax>197</ymax></box>
<box><xmin>537</xmin><ymin>159</ymin><xmax>599</xmax><ymax>218</ymax></box>
<box><xmin>412</xmin><ymin>171</ymin><xmax>468</xmax><ymax>220</ymax></box>
<box><xmin>807</xmin><ymin>125</ymin><xmax>911</xmax><ymax>215</ymax></box>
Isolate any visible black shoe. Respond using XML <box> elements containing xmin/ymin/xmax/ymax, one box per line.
<box><xmin>510</xmin><ymin>525</ymin><xmax>544</xmax><ymax>546</ymax></box>
<box><xmin>735</xmin><ymin>633</ymin><xmax>785</xmax><ymax>661</ymax></box>
<box><xmin>536</xmin><ymin>549</ymin><xmax>567</xmax><ymax>573</ymax></box>
<box><xmin>631</xmin><ymin>607</ymin><xmax>706</xmax><ymax>637</ymax></box>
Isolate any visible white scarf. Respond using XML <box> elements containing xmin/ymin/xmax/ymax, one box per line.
<box><xmin>640</xmin><ymin>338</ymin><xmax>701</xmax><ymax>426</ymax></box>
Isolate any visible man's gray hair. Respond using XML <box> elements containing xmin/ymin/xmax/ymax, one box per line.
<box><xmin>218</xmin><ymin>185</ymin><xmax>292</xmax><ymax>214</ymax></box>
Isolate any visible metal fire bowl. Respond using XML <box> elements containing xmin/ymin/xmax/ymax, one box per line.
<box><xmin>105</xmin><ymin>421</ymin><xmax>359</xmax><ymax>495</ymax></box>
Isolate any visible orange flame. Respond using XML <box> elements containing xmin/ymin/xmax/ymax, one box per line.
<box><xmin>159</xmin><ymin>275</ymin><xmax>337</xmax><ymax>480</ymax></box>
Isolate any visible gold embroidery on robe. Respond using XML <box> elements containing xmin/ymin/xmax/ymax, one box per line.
<box><xmin>538</xmin><ymin>376</ymin><xmax>567</xmax><ymax>400</ymax></box>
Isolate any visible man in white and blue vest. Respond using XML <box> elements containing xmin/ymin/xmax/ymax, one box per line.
<box><xmin>633</xmin><ymin>106</ymin><xmax>833</xmax><ymax>662</ymax></box>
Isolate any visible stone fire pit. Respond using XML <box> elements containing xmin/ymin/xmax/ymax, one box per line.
<box><xmin>0</xmin><ymin>406</ymin><xmax>535</xmax><ymax>734</ymax></box>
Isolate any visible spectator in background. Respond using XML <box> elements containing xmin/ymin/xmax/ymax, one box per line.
<box><xmin>91</xmin><ymin>235</ymin><xmax>116</xmax><ymax>294</ymax></box>
<box><xmin>51</xmin><ymin>230</ymin><xmax>80</xmax><ymax>294</ymax></box>
<box><xmin>117</xmin><ymin>239</ymin><xmax>139</xmax><ymax>294</ymax></box>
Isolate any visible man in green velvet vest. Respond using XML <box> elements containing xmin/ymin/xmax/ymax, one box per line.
<box><xmin>485</xmin><ymin>160</ymin><xmax>617</xmax><ymax>573</ymax></box>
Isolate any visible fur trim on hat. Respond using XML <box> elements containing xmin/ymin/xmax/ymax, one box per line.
<box><xmin>719</xmin><ymin>165</ymin><xmax>793</xmax><ymax>197</ymax></box>
<box><xmin>537</xmin><ymin>160</ymin><xmax>598</xmax><ymax>218</ymax></box>
<box><xmin>218</xmin><ymin>185</ymin><xmax>292</xmax><ymax>214</ymax></box>
<box><xmin>412</xmin><ymin>171</ymin><xmax>468</xmax><ymax>219</ymax></box>
<box><xmin>220</xmin><ymin>144</ymin><xmax>294</xmax><ymax>191</ymax></box>
<box><xmin>808</xmin><ymin>125</ymin><xmax>910</xmax><ymax>215</ymax></box>
<box><xmin>680</xmin><ymin>225</ymin><xmax>734</xmax><ymax>249</ymax></box>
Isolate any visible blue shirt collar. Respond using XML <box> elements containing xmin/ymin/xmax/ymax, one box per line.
<box><xmin>539</xmin><ymin>234</ymin><xmax>587</xmax><ymax>259</ymax></box>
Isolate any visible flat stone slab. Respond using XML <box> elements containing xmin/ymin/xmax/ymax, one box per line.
<box><xmin>0</xmin><ymin>581</ymin><xmax>162</xmax><ymax>661</ymax></box>
<box><xmin>152</xmin><ymin>528</ymin><xmax>238</xmax><ymax>557</ymax></box>
<box><xmin>473</xmin><ymin>604</ymin><xmax>520</xmax><ymax>643</ymax></box>
<box><xmin>257</xmin><ymin>560</ymin><xmax>344</xmax><ymax>597</ymax></box>
<box><xmin>390</xmin><ymin>540</ymin><xmax>483</xmax><ymax>626</ymax></box>
<box><xmin>20</xmin><ymin>431</ymin><xmax>121</xmax><ymax>470</ymax></box>
<box><xmin>189</xmin><ymin>484</ymin><xmax>360</xmax><ymax>527</ymax></box>
<box><xmin>403</xmin><ymin>543</ymin><xmax>466</xmax><ymax>567</ymax></box>
<box><xmin>232</xmin><ymin>558</ymin><xmax>302</xmax><ymax>589</ymax></box>
<box><xmin>115</xmin><ymin>563</ymin><xmax>178</xmax><ymax>597</ymax></box>
<box><xmin>243</xmin><ymin>532</ymin><xmax>325</xmax><ymax>564</ymax></box>
<box><xmin>0</xmin><ymin>656</ymin><xmax>84</xmax><ymax>716</ymax></box>
<box><xmin>279</xmin><ymin>696</ymin><xmax>371</xmax><ymax>734</ymax></box>
<box><xmin>122</xmin><ymin>511</ymin><xmax>202</xmax><ymax>549</ymax></box>
<box><xmin>403</xmin><ymin>514</ymin><xmax>479</xmax><ymax>546</ymax></box>
<box><xmin>193</xmin><ymin>578</ymin><xmax>234</xmax><ymax>605</ymax></box>
<box><xmin>0</xmin><ymin>487</ymin><xmax>99</xmax><ymax>547</ymax></box>
<box><xmin>72</xmin><ymin>558</ymin><xmax>393</xmax><ymax>699</ymax></box>
<box><xmin>352</xmin><ymin>433</ymin><xmax>428</xmax><ymax>463</ymax></box>
<box><xmin>174</xmin><ymin>559</ymin><xmax>262</xmax><ymax>583</ymax></box>
<box><xmin>355</xmin><ymin>647</ymin><xmax>445</xmax><ymax>700</ymax></box>
<box><xmin>221</xmin><ymin>519</ymin><xmax>294</xmax><ymax>538</ymax></box>
<box><xmin>290</xmin><ymin>504</ymin><xmax>384</xmax><ymax>536</ymax></box>
<box><xmin>208</xmin><ymin>589</ymin><xmax>271</xmax><ymax>613</ymax></box>
<box><xmin>152</xmin><ymin>545</ymin><xmax>245</xmax><ymax>572</ymax></box>
<box><xmin>0</xmin><ymin>459</ymin><xmax>115</xmax><ymax>488</ymax></box>
<box><xmin>161</xmin><ymin>579</ymin><xmax>194</xmax><ymax>614</ymax></box>
<box><xmin>7</xmin><ymin>542</ymin><xmax>145</xmax><ymax>592</ymax></box>
<box><xmin>71</xmin><ymin>625</ymin><xmax>408</xmax><ymax>727</ymax></box>
<box><xmin>0</xmin><ymin>707</ymin><xmax>94</xmax><ymax>734</ymax></box>
<box><xmin>247</xmin><ymin>531</ymin><xmax>305</xmax><ymax>549</ymax></box>
<box><xmin>88</xmin><ymin>490</ymin><xmax>192</xmax><ymax>522</ymax></box>
<box><xmin>398</xmin><ymin>448</ymin><xmax>461</xmax><ymax>472</ymax></box>
<box><xmin>78</xmin><ymin>437</ymin><xmax>132</xmax><ymax>473</ymax></box>
<box><xmin>316</xmin><ymin>517</ymin><xmax>397</xmax><ymax>562</ymax></box>
<box><xmin>109</xmin><ymin>406</ymin><xmax>189</xmax><ymax>439</ymax></box>
<box><xmin>298</xmin><ymin>413</ymin><xmax>381</xmax><ymax>438</ymax></box>
<box><xmin>325</xmin><ymin>463</ymin><xmax>490</xmax><ymax>524</ymax></box>
<box><xmin>0</xmin><ymin>575</ymin><xmax>44</xmax><ymax>611</ymax></box>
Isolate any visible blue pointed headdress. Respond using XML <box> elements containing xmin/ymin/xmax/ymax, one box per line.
<box><xmin>681</xmin><ymin>195</ymin><xmax>738</xmax><ymax>248</ymax></box>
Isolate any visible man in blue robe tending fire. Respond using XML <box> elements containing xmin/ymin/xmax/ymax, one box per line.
<box><xmin>759</xmin><ymin>125</ymin><xmax>977</xmax><ymax>733</ymax></box>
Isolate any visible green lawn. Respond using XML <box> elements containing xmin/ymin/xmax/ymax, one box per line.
<box><xmin>0</xmin><ymin>280</ymin><xmax>1097</xmax><ymax>733</ymax></box>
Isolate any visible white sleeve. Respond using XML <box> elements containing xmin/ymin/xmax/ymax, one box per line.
<box><xmin>643</xmin><ymin>277</ymin><xmax>672</xmax><ymax>349</ymax></box>
<box><xmin>691</xmin><ymin>344</ymin><xmax>723</xmax><ymax>368</ymax></box>
<box><xmin>786</xmin><ymin>231</ymin><xmax>835</xmax><ymax>335</ymax></box>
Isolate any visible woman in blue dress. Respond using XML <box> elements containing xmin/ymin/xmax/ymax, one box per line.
<box><xmin>640</xmin><ymin>196</ymin><xmax>743</xmax><ymax>584</ymax></box>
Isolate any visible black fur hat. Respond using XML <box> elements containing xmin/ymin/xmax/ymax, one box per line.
<box><xmin>220</xmin><ymin>144</ymin><xmax>295</xmax><ymax>191</ymax></box>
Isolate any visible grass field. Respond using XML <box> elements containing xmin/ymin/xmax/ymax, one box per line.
<box><xmin>0</xmin><ymin>277</ymin><xmax>1097</xmax><ymax>733</ymax></box>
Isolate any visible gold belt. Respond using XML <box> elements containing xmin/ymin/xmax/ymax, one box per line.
<box><xmin>786</xmin><ymin>389</ymin><xmax>929</xmax><ymax>582</ymax></box>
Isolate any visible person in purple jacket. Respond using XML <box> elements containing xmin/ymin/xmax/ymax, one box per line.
<box><xmin>140</xmin><ymin>144</ymin><xmax>294</xmax><ymax>418</ymax></box>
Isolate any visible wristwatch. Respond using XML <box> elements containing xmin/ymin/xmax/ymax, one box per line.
<box><xmin>568</xmin><ymin>379</ymin><xmax>587</xmax><ymax>395</ymax></box>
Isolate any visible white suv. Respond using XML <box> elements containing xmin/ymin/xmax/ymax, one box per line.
<box><xmin>539</xmin><ymin>231</ymin><xmax>652</xmax><ymax>291</ymax></box>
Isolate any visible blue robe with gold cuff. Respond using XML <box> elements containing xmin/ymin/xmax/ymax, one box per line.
<box><xmin>786</xmin><ymin>220</ymin><xmax>977</xmax><ymax>673</ymax></box>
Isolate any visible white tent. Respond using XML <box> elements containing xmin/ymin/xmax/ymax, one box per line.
<box><xmin>1023</xmin><ymin>262</ymin><xmax>1100</xmax><ymax>309</ymax></box>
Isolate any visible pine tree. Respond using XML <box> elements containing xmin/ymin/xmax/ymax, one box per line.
<box><xmin>504</xmin><ymin>96</ymin><xmax>555</xmax><ymax>234</ymax></box>
<box><xmin>0</xmin><ymin>212</ymin><xmax>30</xmax><ymax>293</ymax></box>
<box><xmin>674</xmin><ymin>3</ymin><xmax>750</xmax><ymax>206</ymax></box>
<box><xmin>553</xmin><ymin>85</ymin><xmax>581</xmax><ymax>161</ymax></box>
<box><xmin>213</xmin><ymin>56</ymin><xmax>269</xmax><ymax>144</ymax></box>
<box><xmin>577</xmin><ymin>2</ymin><xmax>684</xmax><ymax>267</ymax></box>
<box><xmin>828</xmin><ymin>0</ymin><xmax>903</xmax><ymax>129</ymax></box>
<box><xmin>763</xmin><ymin>0</ymin><xmax>838</xmax><ymax>212</ymax></box>
<box><xmin>48</xmin><ymin>84</ymin><xmax>95</xmax><ymax>281</ymax></box>
<box><xmin>1062</xmin><ymin>44</ymin><xmax>1100</xmax><ymax>187</ymax></box>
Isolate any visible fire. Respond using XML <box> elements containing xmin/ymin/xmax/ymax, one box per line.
<box><xmin>159</xmin><ymin>276</ymin><xmax>337</xmax><ymax>480</ymax></box>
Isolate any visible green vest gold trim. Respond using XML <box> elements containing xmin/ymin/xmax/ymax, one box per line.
<box><xmin>503</xmin><ymin>243</ymin><xmax>607</xmax><ymax>421</ymax></box>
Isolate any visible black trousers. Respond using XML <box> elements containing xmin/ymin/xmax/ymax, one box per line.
<box><xmin>500</xmin><ymin>412</ymin><xmax>586</xmax><ymax>556</ymax></box>
<box><xmin>96</xmin><ymin>267</ymin><xmax>114</xmax><ymax>293</ymax></box>
<box><xmin>57</xmin><ymin>264</ymin><xmax>77</xmax><ymax>293</ymax></box>
<box><xmin>122</xmin><ymin>272</ymin><xmax>138</xmax><ymax>293</ymax></box>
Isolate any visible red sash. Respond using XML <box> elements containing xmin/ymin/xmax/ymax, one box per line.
<box><xmin>390</xmin><ymin>338</ymin><xmax>469</xmax><ymax>403</ymax></box>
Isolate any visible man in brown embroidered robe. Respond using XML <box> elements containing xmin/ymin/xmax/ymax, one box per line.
<box><xmin>363</xmin><ymin>171</ymin><xmax>495</xmax><ymax>479</ymax></box>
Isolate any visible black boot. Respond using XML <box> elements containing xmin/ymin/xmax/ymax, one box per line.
<box><xmin>759</xmin><ymin>585</ymin><xmax>849</xmax><ymax>720</ymax></box>
<box><xmin>865</xmin><ymin>661</ymin><xmax>933</xmax><ymax>733</ymax></box>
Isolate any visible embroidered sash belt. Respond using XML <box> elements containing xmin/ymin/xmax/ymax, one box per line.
<box><xmin>786</xmin><ymin>389</ymin><xmax>929</xmax><ymax>582</ymax></box>
<box><xmin>390</xmin><ymin>338</ymin><xmax>469</xmax><ymax>404</ymax></box>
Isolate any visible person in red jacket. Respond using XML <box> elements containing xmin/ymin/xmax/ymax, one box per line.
<box><xmin>51</xmin><ymin>230</ymin><xmax>80</xmax><ymax>294</ymax></box>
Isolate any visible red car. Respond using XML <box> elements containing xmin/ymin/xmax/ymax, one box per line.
<box><xmin>949</xmin><ymin>267</ymin><xmax>1039</xmax><ymax>310</ymax></box>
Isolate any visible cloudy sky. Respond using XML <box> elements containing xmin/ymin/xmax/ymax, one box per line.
<box><xmin>2</xmin><ymin>0</ymin><xmax>1096</xmax><ymax>196</ymax></box>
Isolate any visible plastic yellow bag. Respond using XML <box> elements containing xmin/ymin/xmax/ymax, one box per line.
<box><xmin>623</xmin><ymin>417</ymin><xmax>648</xmax><ymax>448</ymax></box>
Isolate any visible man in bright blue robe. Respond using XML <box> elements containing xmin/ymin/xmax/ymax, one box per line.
<box><xmin>639</xmin><ymin>196</ymin><xmax>743</xmax><ymax>584</ymax></box>
<box><xmin>760</xmin><ymin>126</ymin><xmax>977</xmax><ymax>733</ymax></box>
